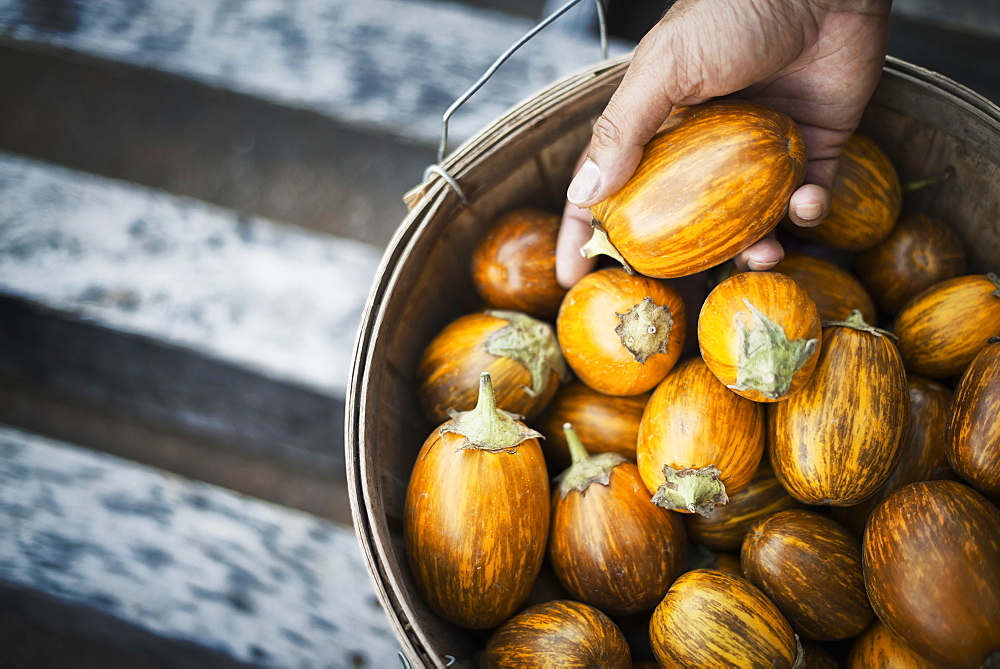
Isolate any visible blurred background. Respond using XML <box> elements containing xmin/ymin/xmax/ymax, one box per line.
<box><xmin>0</xmin><ymin>0</ymin><xmax>997</xmax><ymax>666</ymax></box>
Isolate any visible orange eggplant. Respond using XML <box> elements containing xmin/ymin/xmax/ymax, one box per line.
<box><xmin>404</xmin><ymin>373</ymin><xmax>550</xmax><ymax>629</ymax></box>
<box><xmin>833</xmin><ymin>374</ymin><xmax>954</xmax><ymax>536</ymax></box>
<box><xmin>537</xmin><ymin>380</ymin><xmax>648</xmax><ymax>470</ymax></box>
<box><xmin>783</xmin><ymin>133</ymin><xmax>901</xmax><ymax>251</ymax></box>
<box><xmin>854</xmin><ymin>211</ymin><xmax>967</xmax><ymax>316</ymax></box>
<box><xmin>946</xmin><ymin>338</ymin><xmax>1000</xmax><ymax>500</ymax></box>
<box><xmin>801</xmin><ymin>642</ymin><xmax>840</xmax><ymax>669</ymax></box>
<box><xmin>685</xmin><ymin>462</ymin><xmax>801</xmax><ymax>551</ymax></box>
<box><xmin>893</xmin><ymin>272</ymin><xmax>1000</xmax><ymax>379</ymax></box>
<box><xmin>770</xmin><ymin>250</ymin><xmax>878</xmax><ymax>323</ymax></box>
<box><xmin>769</xmin><ymin>311</ymin><xmax>909</xmax><ymax>505</ymax></box>
<box><xmin>583</xmin><ymin>100</ymin><xmax>806</xmax><ymax>278</ymax></box>
<box><xmin>648</xmin><ymin>569</ymin><xmax>800</xmax><ymax>668</ymax></box>
<box><xmin>416</xmin><ymin>309</ymin><xmax>568</xmax><ymax>423</ymax></box>
<box><xmin>847</xmin><ymin>620</ymin><xmax>941</xmax><ymax>669</ymax></box>
<box><xmin>637</xmin><ymin>357</ymin><xmax>765</xmax><ymax>516</ymax></box>
<box><xmin>863</xmin><ymin>480</ymin><xmax>1000</xmax><ymax>668</ymax></box>
<box><xmin>548</xmin><ymin>424</ymin><xmax>687</xmax><ymax>615</ymax></box>
<box><xmin>741</xmin><ymin>509</ymin><xmax>873</xmax><ymax>641</ymax></box>
<box><xmin>698</xmin><ymin>271</ymin><xmax>821</xmax><ymax>402</ymax></box>
<box><xmin>556</xmin><ymin>267</ymin><xmax>686</xmax><ymax>396</ymax></box>
<box><xmin>470</xmin><ymin>208</ymin><xmax>567</xmax><ymax>319</ymax></box>
<box><xmin>483</xmin><ymin>600</ymin><xmax>631</xmax><ymax>668</ymax></box>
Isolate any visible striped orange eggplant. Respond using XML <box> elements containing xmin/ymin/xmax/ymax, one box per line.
<box><xmin>946</xmin><ymin>338</ymin><xmax>1000</xmax><ymax>500</ymax></box>
<box><xmin>416</xmin><ymin>310</ymin><xmax>568</xmax><ymax>424</ymax></box>
<box><xmin>854</xmin><ymin>211</ymin><xmax>966</xmax><ymax>316</ymax></box>
<box><xmin>584</xmin><ymin>100</ymin><xmax>806</xmax><ymax>278</ymax></box>
<box><xmin>768</xmin><ymin>311</ymin><xmax>909</xmax><ymax>506</ymax></box>
<box><xmin>783</xmin><ymin>133</ymin><xmax>901</xmax><ymax>251</ymax></box>
<box><xmin>698</xmin><ymin>271</ymin><xmax>822</xmax><ymax>402</ymax></box>
<box><xmin>649</xmin><ymin>569</ymin><xmax>799</xmax><ymax>668</ymax></box>
<box><xmin>483</xmin><ymin>600</ymin><xmax>631</xmax><ymax>668</ymax></box>
<box><xmin>637</xmin><ymin>357</ymin><xmax>765</xmax><ymax>516</ymax></box>
<box><xmin>848</xmin><ymin>620</ymin><xmax>941</xmax><ymax>669</ymax></box>
<box><xmin>770</xmin><ymin>251</ymin><xmax>878</xmax><ymax>323</ymax></box>
<box><xmin>537</xmin><ymin>380</ymin><xmax>648</xmax><ymax>469</ymax></box>
<box><xmin>863</xmin><ymin>480</ymin><xmax>1000</xmax><ymax>668</ymax></box>
<box><xmin>833</xmin><ymin>374</ymin><xmax>955</xmax><ymax>536</ymax></box>
<box><xmin>404</xmin><ymin>373</ymin><xmax>550</xmax><ymax>629</ymax></box>
<box><xmin>470</xmin><ymin>208</ymin><xmax>567</xmax><ymax>320</ymax></box>
<box><xmin>893</xmin><ymin>272</ymin><xmax>1000</xmax><ymax>379</ymax></box>
<box><xmin>548</xmin><ymin>425</ymin><xmax>687</xmax><ymax>615</ymax></box>
<box><xmin>557</xmin><ymin>267</ymin><xmax>686</xmax><ymax>396</ymax></box>
<box><xmin>685</xmin><ymin>461</ymin><xmax>801</xmax><ymax>552</ymax></box>
<box><xmin>741</xmin><ymin>509</ymin><xmax>873</xmax><ymax>641</ymax></box>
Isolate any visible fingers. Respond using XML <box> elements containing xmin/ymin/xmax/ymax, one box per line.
<box><xmin>556</xmin><ymin>199</ymin><xmax>597</xmax><ymax>288</ymax></box>
<box><xmin>788</xmin><ymin>183</ymin><xmax>831</xmax><ymax>227</ymax></box>
<box><xmin>732</xmin><ymin>234</ymin><xmax>785</xmax><ymax>272</ymax></box>
<box><xmin>566</xmin><ymin>34</ymin><xmax>682</xmax><ymax>207</ymax></box>
<box><xmin>788</xmin><ymin>152</ymin><xmax>838</xmax><ymax>226</ymax></box>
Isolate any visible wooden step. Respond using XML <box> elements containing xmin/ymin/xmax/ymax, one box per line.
<box><xmin>0</xmin><ymin>152</ymin><xmax>380</xmax><ymax>478</ymax></box>
<box><xmin>0</xmin><ymin>424</ymin><xmax>401</xmax><ymax>667</ymax></box>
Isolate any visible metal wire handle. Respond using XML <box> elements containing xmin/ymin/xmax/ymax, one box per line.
<box><xmin>436</xmin><ymin>0</ymin><xmax>608</xmax><ymax>165</ymax></box>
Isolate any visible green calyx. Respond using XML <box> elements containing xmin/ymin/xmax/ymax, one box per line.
<box><xmin>554</xmin><ymin>423</ymin><xmax>626</xmax><ymax>499</ymax></box>
<box><xmin>440</xmin><ymin>372</ymin><xmax>542</xmax><ymax>453</ymax></box>
<box><xmin>731</xmin><ymin>298</ymin><xmax>818</xmax><ymax>400</ymax></box>
<box><xmin>651</xmin><ymin>464</ymin><xmax>729</xmax><ymax>517</ymax></box>
<box><xmin>822</xmin><ymin>309</ymin><xmax>896</xmax><ymax>338</ymax></box>
<box><xmin>615</xmin><ymin>297</ymin><xmax>675</xmax><ymax>364</ymax></box>
<box><xmin>580</xmin><ymin>220</ymin><xmax>635</xmax><ymax>275</ymax></box>
<box><xmin>989</xmin><ymin>272</ymin><xmax>1000</xmax><ymax>298</ymax></box>
<box><xmin>485</xmin><ymin>310</ymin><xmax>570</xmax><ymax>397</ymax></box>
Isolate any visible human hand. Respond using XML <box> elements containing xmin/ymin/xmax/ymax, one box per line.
<box><xmin>556</xmin><ymin>0</ymin><xmax>892</xmax><ymax>288</ymax></box>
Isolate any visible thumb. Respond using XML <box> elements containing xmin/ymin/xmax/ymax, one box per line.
<box><xmin>567</xmin><ymin>23</ymin><xmax>705</xmax><ymax>207</ymax></box>
<box><xmin>567</xmin><ymin>55</ymin><xmax>677</xmax><ymax>207</ymax></box>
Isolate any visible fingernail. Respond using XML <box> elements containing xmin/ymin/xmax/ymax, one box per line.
<box><xmin>794</xmin><ymin>202</ymin><xmax>823</xmax><ymax>221</ymax></box>
<box><xmin>567</xmin><ymin>159</ymin><xmax>601</xmax><ymax>205</ymax></box>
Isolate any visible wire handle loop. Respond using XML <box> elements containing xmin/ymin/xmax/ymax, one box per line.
<box><xmin>437</xmin><ymin>0</ymin><xmax>608</xmax><ymax>165</ymax></box>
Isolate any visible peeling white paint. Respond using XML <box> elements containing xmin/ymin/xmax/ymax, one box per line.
<box><xmin>0</xmin><ymin>424</ymin><xmax>400</xmax><ymax>667</ymax></box>
<box><xmin>0</xmin><ymin>153</ymin><xmax>380</xmax><ymax>396</ymax></box>
<box><xmin>0</xmin><ymin>0</ymin><xmax>629</xmax><ymax>147</ymax></box>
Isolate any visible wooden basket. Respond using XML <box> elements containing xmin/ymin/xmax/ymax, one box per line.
<box><xmin>346</xmin><ymin>55</ymin><xmax>1000</xmax><ymax>667</ymax></box>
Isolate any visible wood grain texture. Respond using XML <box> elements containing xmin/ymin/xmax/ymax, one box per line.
<box><xmin>556</xmin><ymin>267</ymin><xmax>686</xmax><ymax>396</ymax></box>
<box><xmin>698</xmin><ymin>271</ymin><xmax>821</xmax><ymax>402</ymax></box>
<box><xmin>590</xmin><ymin>100</ymin><xmax>806</xmax><ymax>279</ymax></box>
<box><xmin>893</xmin><ymin>273</ymin><xmax>1000</xmax><ymax>378</ymax></box>
<box><xmin>636</xmin><ymin>357</ymin><xmax>765</xmax><ymax>505</ymax></box>
<box><xmin>416</xmin><ymin>311</ymin><xmax>564</xmax><ymax>423</ymax></box>
<box><xmin>784</xmin><ymin>133</ymin><xmax>902</xmax><ymax>251</ymax></box>
<box><xmin>648</xmin><ymin>569</ymin><xmax>798</xmax><ymax>668</ymax></box>
<box><xmin>741</xmin><ymin>510</ymin><xmax>873</xmax><ymax>641</ymax></box>
<box><xmin>404</xmin><ymin>424</ymin><xmax>549</xmax><ymax>630</ymax></box>
<box><xmin>685</xmin><ymin>462</ymin><xmax>801</xmax><ymax>551</ymax></box>
<box><xmin>0</xmin><ymin>426</ymin><xmax>401</xmax><ymax>667</ymax></box>
<box><xmin>833</xmin><ymin>374</ymin><xmax>954</xmax><ymax>536</ymax></box>
<box><xmin>946</xmin><ymin>339</ymin><xmax>1000</xmax><ymax>499</ymax></box>
<box><xmin>470</xmin><ymin>208</ymin><xmax>566</xmax><ymax>320</ymax></box>
<box><xmin>769</xmin><ymin>251</ymin><xmax>878</xmax><ymax>324</ymax></box>
<box><xmin>548</xmin><ymin>462</ymin><xmax>687</xmax><ymax>615</ymax></box>
<box><xmin>862</xmin><ymin>480</ymin><xmax>1000</xmax><ymax>668</ymax></box>
<box><xmin>848</xmin><ymin>620</ymin><xmax>941</xmax><ymax>669</ymax></box>
<box><xmin>536</xmin><ymin>381</ymin><xmax>648</xmax><ymax>469</ymax></box>
<box><xmin>854</xmin><ymin>211</ymin><xmax>967</xmax><ymax>317</ymax></box>
<box><xmin>483</xmin><ymin>600</ymin><xmax>630</xmax><ymax>668</ymax></box>
<box><xmin>768</xmin><ymin>320</ymin><xmax>909</xmax><ymax>505</ymax></box>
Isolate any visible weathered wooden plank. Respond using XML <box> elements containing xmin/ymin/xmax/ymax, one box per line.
<box><xmin>0</xmin><ymin>0</ymin><xmax>626</xmax><ymax>149</ymax></box>
<box><xmin>0</xmin><ymin>424</ymin><xmax>401</xmax><ymax>668</ymax></box>
<box><xmin>0</xmin><ymin>152</ymin><xmax>379</xmax><ymax>398</ymax></box>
